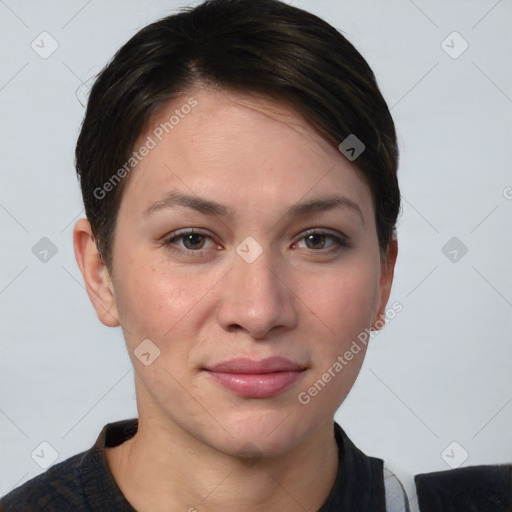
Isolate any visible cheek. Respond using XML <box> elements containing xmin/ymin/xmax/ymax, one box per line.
<box><xmin>112</xmin><ymin>254</ymin><xmax>218</xmax><ymax>346</ymax></box>
<box><xmin>295</xmin><ymin>264</ymin><xmax>379</xmax><ymax>414</ymax></box>
<box><xmin>301</xmin><ymin>260</ymin><xmax>380</xmax><ymax>347</ymax></box>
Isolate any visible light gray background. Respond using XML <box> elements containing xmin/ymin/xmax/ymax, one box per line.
<box><xmin>1</xmin><ymin>0</ymin><xmax>511</xmax><ymax>509</ymax></box>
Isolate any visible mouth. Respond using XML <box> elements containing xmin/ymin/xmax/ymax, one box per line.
<box><xmin>202</xmin><ymin>356</ymin><xmax>308</xmax><ymax>398</ymax></box>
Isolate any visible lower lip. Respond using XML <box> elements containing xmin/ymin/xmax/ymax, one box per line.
<box><xmin>205</xmin><ymin>370</ymin><xmax>305</xmax><ymax>398</ymax></box>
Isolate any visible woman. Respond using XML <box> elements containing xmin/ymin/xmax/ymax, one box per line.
<box><xmin>1</xmin><ymin>0</ymin><xmax>508</xmax><ymax>511</ymax></box>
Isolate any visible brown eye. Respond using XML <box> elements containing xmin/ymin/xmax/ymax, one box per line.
<box><xmin>181</xmin><ymin>233</ymin><xmax>206</xmax><ymax>250</ymax></box>
<box><xmin>163</xmin><ymin>230</ymin><xmax>216</xmax><ymax>252</ymax></box>
<box><xmin>295</xmin><ymin>230</ymin><xmax>346</xmax><ymax>252</ymax></box>
<box><xmin>304</xmin><ymin>233</ymin><xmax>328</xmax><ymax>250</ymax></box>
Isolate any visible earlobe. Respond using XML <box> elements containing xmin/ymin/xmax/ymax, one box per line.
<box><xmin>371</xmin><ymin>237</ymin><xmax>398</xmax><ymax>331</ymax></box>
<box><xmin>73</xmin><ymin>219</ymin><xmax>120</xmax><ymax>327</ymax></box>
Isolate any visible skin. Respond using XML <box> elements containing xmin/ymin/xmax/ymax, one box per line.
<box><xmin>74</xmin><ymin>87</ymin><xmax>398</xmax><ymax>512</ymax></box>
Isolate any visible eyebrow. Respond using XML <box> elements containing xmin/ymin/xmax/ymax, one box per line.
<box><xmin>144</xmin><ymin>190</ymin><xmax>364</xmax><ymax>223</ymax></box>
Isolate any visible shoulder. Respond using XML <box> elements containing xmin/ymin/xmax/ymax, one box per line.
<box><xmin>414</xmin><ymin>464</ymin><xmax>512</xmax><ymax>512</ymax></box>
<box><xmin>0</xmin><ymin>418</ymin><xmax>137</xmax><ymax>512</ymax></box>
<box><xmin>325</xmin><ymin>423</ymin><xmax>394</xmax><ymax>511</ymax></box>
<box><xmin>0</xmin><ymin>450</ymin><xmax>89</xmax><ymax>511</ymax></box>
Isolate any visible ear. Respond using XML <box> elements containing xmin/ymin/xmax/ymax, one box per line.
<box><xmin>73</xmin><ymin>218</ymin><xmax>120</xmax><ymax>327</ymax></box>
<box><xmin>371</xmin><ymin>236</ymin><xmax>398</xmax><ymax>331</ymax></box>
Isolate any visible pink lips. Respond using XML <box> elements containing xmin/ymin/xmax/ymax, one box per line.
<box><xmin>203</xmin><ymin>356</ymin><xmax>306</xmax><ymax>398</ymax></box>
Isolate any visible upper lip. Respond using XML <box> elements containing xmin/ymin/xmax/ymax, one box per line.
<box><xmin>204</xmin><ymin>356</ymin><xmax>306</xmax><ymax>374</ymax></box>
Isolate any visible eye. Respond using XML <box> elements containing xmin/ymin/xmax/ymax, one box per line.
<box><xmin>163</xmin><ymin>229</ymin><xmax>218</xmax><ymax>252</ymax></box>
<box><xmin>293</xmin><ymin>230</ymin><xmax>347</xmax><ymax>252</ymax></box>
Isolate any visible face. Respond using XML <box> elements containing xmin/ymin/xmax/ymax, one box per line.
<box><xmin>79</xmin><ymin>88</ymin><xmax>396</xmax><ymax>457</ymax></box>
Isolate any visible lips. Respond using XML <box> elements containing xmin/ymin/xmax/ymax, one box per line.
<box><xmin>203</xmin><ymin>356</ymin><xmax>307</xmax><ymax>398</ymax></box>
<box><xmin>207</xmin><ymin>356</ymin><xmax>305</xmax><ymax>374</ymax></box>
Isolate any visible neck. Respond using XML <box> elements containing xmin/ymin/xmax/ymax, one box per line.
<box><xmin>106</xmin><ymin>414</ymin><xmax>339</xmax><ymax>512</ymax></box>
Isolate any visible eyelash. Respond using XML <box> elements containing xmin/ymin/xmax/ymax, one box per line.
<box><xmin>162</xmin><ymin>228</ymin><xmax>348</xmax><ymax>256</ymax></box>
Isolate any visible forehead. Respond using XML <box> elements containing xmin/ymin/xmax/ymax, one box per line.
<box><xmin>120</xmin><ymin>88</ymin><xmax>373</xmax><ymax>220</ymax></box>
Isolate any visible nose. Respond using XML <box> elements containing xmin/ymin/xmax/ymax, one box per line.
<box><xmin>216</xmin><ymin>247</ymin><xmax>298</xmax><ymax>339</ymax></box>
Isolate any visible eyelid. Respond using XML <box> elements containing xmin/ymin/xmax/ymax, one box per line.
<box><xmin>298</xmin><ymin>227</ymin><xmax>347</xmax><ymax>239</ymax></box>
<box><xmin>295</xmin><ymin>227</ymin><xmax>349</xmax><ymax>243</ymax></box>
<box><xmin>166</xmin><ymin>227</ymin><xmax>212</xmax><ymax>238</ymax></box>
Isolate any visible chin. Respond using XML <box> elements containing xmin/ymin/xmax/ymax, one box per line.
<box><xmin>201</xmin><ymin>408</ymin><xmax>314</xmax><ymax>459</ymax></box>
